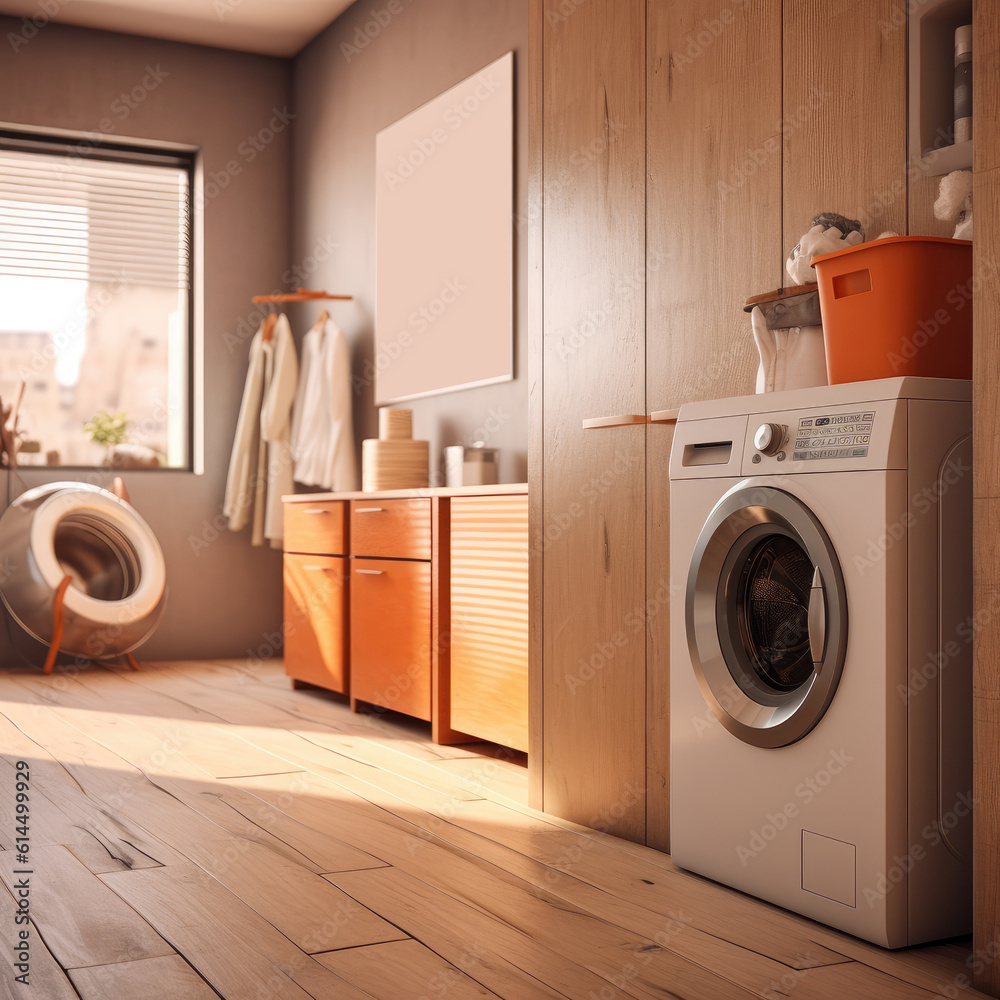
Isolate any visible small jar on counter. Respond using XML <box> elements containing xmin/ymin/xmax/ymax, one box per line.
<box><xmin>445</xmin><ymin>443</ymin><xmax>499</xmax><ymax>487</ymax></box>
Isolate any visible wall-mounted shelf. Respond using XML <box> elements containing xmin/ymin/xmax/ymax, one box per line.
<box><xmin>909</xmin><ymin>0</ymin><xmax>973</xmax><ymax>176</ymax></box>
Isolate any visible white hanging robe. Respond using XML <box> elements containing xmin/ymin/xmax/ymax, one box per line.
<box><xmin>290</xmin><ymin>316</ymin><xmax>357</xmax><ymax>491</ymax></box>
<box><xmin>260</xmin><ymin>314</ymin><xmax>298</xmax><ymax>547</ymax></box>
<box><xmin>224</xmin><ymin>314</ymin><xmax>299</xmax><ymax>547</ymax></box>
<box><xmin>223</xmin><ymin>324</ymin><xmax>266</xmax><ymax>533</ymax></box>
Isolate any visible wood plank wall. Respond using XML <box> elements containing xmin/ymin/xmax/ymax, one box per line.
<box><xmin>538</xmin><ymin>0</ymin><xmax>648</xmax><ymax>842</ymax></box>
<box><xmin>782</xmin><ymin>1</ymin><xmax>907</xmax><ymax>246</ymax></box>
<box><xmin>527</xmin><ymin>0</ymin><xmax>544</xmax><ymax>810</ymax></box>
<box><xmin>973</xmin><ymin>1</ymin><xmax>1000</xmax><ymax>993</ymax></box>
<box><xmin>533</xmin><ymin>6</ymin><xmax>995</xmax><ymax>962</ymax></box>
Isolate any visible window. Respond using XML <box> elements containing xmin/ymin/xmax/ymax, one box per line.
<box><xmin>0</xmin><ymin>130</ymin><xmax>195</xmax><ymax>469</ymax></box>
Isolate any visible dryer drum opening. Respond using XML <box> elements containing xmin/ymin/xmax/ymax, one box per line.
<box><xmin>53</xmin><ymin>512</ymin><xmax>142</xmax><ymax>601</ymax></box>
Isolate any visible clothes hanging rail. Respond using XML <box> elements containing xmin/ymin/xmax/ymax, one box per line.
<box><xmin>250</xmin><ymin>288</ymin><xmax>351</xmax><ymax>341</ymax></box>
<box><xmin>251</xmin><ymin>287</ymin><xmax>352</xmax><ymax>303</ymax></box>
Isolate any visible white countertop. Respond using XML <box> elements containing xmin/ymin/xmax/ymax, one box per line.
<box><xmin>283</xmin><ymin>483</ymin><xmax>528</xmax><ymax>503</ymax></box>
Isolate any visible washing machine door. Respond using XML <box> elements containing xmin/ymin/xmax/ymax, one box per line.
<box><xmin>686</xmin><ymin>484</ymin><xmax>848</xmax><ymax>749</ymax></box>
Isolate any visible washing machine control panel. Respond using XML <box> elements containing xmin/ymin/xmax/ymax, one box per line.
<box><xmin>792</xmin><ymin>411</ymin><xmax>875</xmax><ymax>461</ymax></box>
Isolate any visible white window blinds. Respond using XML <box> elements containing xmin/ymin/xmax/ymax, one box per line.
<box><xmin>0</xmin><ymin>139</ymin><xmax>192</xmax><ymax>290</ymax></box>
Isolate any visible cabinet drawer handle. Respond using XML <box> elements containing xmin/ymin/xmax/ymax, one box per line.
<box><xmin>355</xmin><ymin>568</ymin><xmax>385</xmax><ymax>575</ymax></box>
<box><xmin>303</xmin><ymin>565</ymin><xmax>332</xmax><ymax>571</ymax></box>
<box><xmin>301</xmin><ymin>508</ymin><xmax>330</xmax><ymax>515</ymax></box>
<box><xmin>355</xmin><ymin>507</ymin><xmax>385</xmax><ymax>514</ymax></box>
<box><xmin>582</xmin><ymin>414</ymin><xmax>647</xmax><ymax>429</ymax></box>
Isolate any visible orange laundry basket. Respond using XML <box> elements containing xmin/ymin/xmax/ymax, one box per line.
<box><xmin>811</xmin><ymin>236</ymin><xmax>973</xmax><ymax>384</ymax></box>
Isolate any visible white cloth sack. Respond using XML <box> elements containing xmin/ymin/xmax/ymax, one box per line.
<box><xmin>751</xmin><ymin>306</ymin><xmax>828</xmax><ymax>393</ymax></box>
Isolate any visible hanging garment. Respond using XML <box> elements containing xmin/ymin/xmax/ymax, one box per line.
<box><xmin>260</xmin><ymin>314</ymin><xmax>298</xmax><ymax>547</ymax></box>
<box><xmin>223</xmin><ymin>324</ymin><xmax>266</xmax><ymax>533</ymax></box>
<box><xmin>290</xmin><ymin>316</ymin><xmax>357</xmax><ymax>491</ymax></box>
<box><xmin>224</xmin><ymin>315</ymin><xmax>299</xmax><ymax>547</ymax></box>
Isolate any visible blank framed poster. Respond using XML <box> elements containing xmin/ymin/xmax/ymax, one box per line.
<box><xmin>375</xmin><ymin>52</ymin><xmax>513</xmax><ymax>405</ymax></box>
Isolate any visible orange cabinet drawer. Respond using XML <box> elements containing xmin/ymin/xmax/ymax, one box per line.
<box><xmin>350</xmin><ymin>499</ymin><xmax>431</xmax><ymax>560</ymax></box>
<box><xmin>284</xmin><ymin>501</ymin><xmax>346</xmax><ymax>555</ymax></box>
<box><xmin>349</xmin><ymin>557</ymin><xmax>431</xmax><ymax>720</ymax></box>
<box><xmin>283</xmin><ymin>554</ymin><xmax>348</xmax><ymax>694</ymax></box>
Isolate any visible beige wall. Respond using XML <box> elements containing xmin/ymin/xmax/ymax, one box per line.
<box><xmin>290</xmin><ymin>0</ymin><xmax>529</xmax><ymax>486</ymax></box>
<box><xmin>0</xmin><ymin>19</ymin><xmax>292</xmax><ymax>662</ymax></box>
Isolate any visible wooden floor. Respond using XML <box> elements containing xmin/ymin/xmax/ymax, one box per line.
<box><xmin>0</xmin><ymin>658</ymin><xmax>987</xmax><ymax>1000</ymax></box>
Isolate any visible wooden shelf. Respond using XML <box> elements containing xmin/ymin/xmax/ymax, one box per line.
<box><xmin>909</xmin><ymin>0</ymin><xmax>974</xmax><ymax>177</ymax></box>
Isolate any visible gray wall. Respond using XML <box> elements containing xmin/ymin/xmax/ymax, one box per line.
<box><xmin>0</xmin><ymin>20</ymin><xmax>292</xmax><ymax>662</ymax></box>
<box><xmin>290</xmin><ymin>0</ymin><xmax>530</xmax><ymax>486</ymax></box>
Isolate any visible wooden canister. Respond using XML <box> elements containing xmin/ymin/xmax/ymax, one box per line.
<box><xmin>378</xmin><ymin>408</ymin><xmax>413</xmax><ymax>441</ymax></box>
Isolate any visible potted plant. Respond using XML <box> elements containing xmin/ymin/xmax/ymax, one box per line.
<box><xmin>84</xmin><ymin>411</ymin><xmax>129</xmax><ymax>466</ymax></box>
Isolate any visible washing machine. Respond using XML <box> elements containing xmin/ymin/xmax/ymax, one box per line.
<box><xmin>669</xmin><ymin>377</ymin><xmax>972</xmax><ymax>948</ymax></box>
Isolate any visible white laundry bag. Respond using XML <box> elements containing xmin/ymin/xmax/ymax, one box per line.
<box><xmin>751</xmin><ymin>305</ymin><xmax>828</xmax><ymax>393</ymax></box>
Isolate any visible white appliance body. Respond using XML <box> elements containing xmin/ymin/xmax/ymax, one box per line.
<box><xmin>669</xmin><ymin>377</ymin><xmax>972</xmax><ymax>948</ymax></box>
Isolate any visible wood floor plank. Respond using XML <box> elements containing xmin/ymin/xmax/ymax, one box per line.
<box><xmin>231</xmin><ymin>737</ymin><xmax>852</xmax><ymax>975</ymax></box>
<box><xmin>0</xmin><ymin>846</ymin><xmax>174</xmax><ymax>969</ymax></box>
<box><xmin>809</xmin><ymin>930</ymin><xmax>981</xmax><ymax>998</ymax></box>
<box><xmin>0</xmin><ymin>660</ymin><xmax>988</xmax><ymax>1000</ymax></box>
<box><xmin>328</xmin><ymin>866</ymin><xmax>602</xmax><ymax>1000</ymax></box>
<box><xmin>68</xmin><ymin>954</ymin><xmax>221</xmax><ymax>1000</ymax></box>
<box><xmin>178</xmin><ymin>837</ymin><xmax>405</xmax><ymax>953</ymax></box>
<box><xmin>291</xmin><ymin>772</ymin><xmax>856</xmax><ymax>990</ymax></box>
<box><xmin>237</xmin><ymin>771</ymin><xmax>801</xmax><ymax>999</ymax></box>
<box><xmin>0</xmin><ymin>699</ymin><xmax>396</xmax><ymax>949</ymax></box>
<box><xmin>9</xmin><ymin>669</ymin><xmax>302</xmax><ymax>780</ymax></box>
<box><xmin>0</xmin><ymin>755</ymin><xmax>152</xmax><ymax>875</ymax></box>
<box><xmin>49</xmin><ymin>663</ymin><xmax>482</xmax><ymax>804</ymax></box>
<box><xmin>172</xmin><ymin>724</ymin><xmax>305</xmax><ymax>780</ymax></box>
<box><xmin>0</xmin><ymin>881</ymin><xmax>80</xmax><ymax>999</ymax></box>
<box><xmin>192</xmin><ymin>659</ymin><xmax>489</xmax><ymax>762</ymax></box>
<box><xmin>428</xmin><ymin>755</ymin><xmax>530</xmax><ymax>808</ymax></box>
<box><xmin>0</xmin><ymin>710</ymin><xmax>182</xmax><ymax>872</ymax></box>
<box><xmin>116</xmin><ymin>660</ymin><xmax>492</xmax><ymax>801</ymax></box>
<box><xmin>12</xmin><ymin>683</ymin><xmax>379</xmax><ymax>875</ymax></box>
<box><xmin>233</xmin><ymin>763</ymin><xmax>987</xmax><ymax>1000</ymax></box>
<box><xmin>315</xmin><ymin>939</ymin><xmax>500</xmax><ymax>1000</ymax></box>
<box><xmin>100</xmin><ymin>862</ymin><xmax>380</xmax><ymax>1000</ymax></box>
<box><xmin>181</xmin><ymin>668</ymin><xmax>870</xmax><ymax>984</ymax></box>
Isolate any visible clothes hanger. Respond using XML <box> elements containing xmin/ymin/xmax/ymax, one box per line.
<box><xmin>262</xmin><ymin>310</ymin><xmax>278</xmax><ymax>344</ymax></box>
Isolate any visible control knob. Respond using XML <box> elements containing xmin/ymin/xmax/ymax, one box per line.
<box><xmin>754</xmin><ymin>422</ymin><xmax>786</xmax><ymax>456</ymax></box>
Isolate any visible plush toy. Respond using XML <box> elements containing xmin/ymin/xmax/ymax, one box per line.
<box><xmin>934</xmin><ymin>169</ymin><xmax>973</xmax><ymax>240</ymax></box>
<box><xmin>785</xmin><ymin>212</ymin><xmax>866</xmax><ymax>284</ymax></box>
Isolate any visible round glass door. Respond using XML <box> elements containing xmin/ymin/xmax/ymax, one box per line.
<box><xmin>685</xmin><ymin>485</ymin><xmax>848</xmax><ymax>748</ymax></box>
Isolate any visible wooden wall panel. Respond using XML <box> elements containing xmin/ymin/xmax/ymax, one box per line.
<box><xmin>908</xmin><ymin>172</ymin><xmax>957</xmax><ymax>239</ymax></box>
<box><xmin>528</xmin><ymin>0</ymin><xmax>545</xmax><ymax>809</ymax></box>
<box><xmin>783</xmin><ymin>1</ymin><xmax>907</xmax><ymax>252</ymax></box>
<box><xmin>540</xmin><ymin>0</ymin><xmax>647</xmax><ymax>841</ymax></box>
<box><xmin>644</xmin><ymin>0</ymin><xmax>782</xmax><ymax>851</ymax></box>
<box><xmin>973</xmin><ymin>1</ymin><xmax>1000</xmax><ymax>499</ymax></box>
<box><xmin>973</xmin><ymin>496</ymin><xmax>1000</xmax><ymax>997</ymax></box>
<box><xmin>973</xmin><ymin>2</ymin><xmax>1000</xmax><ymax>993</ymax></box>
